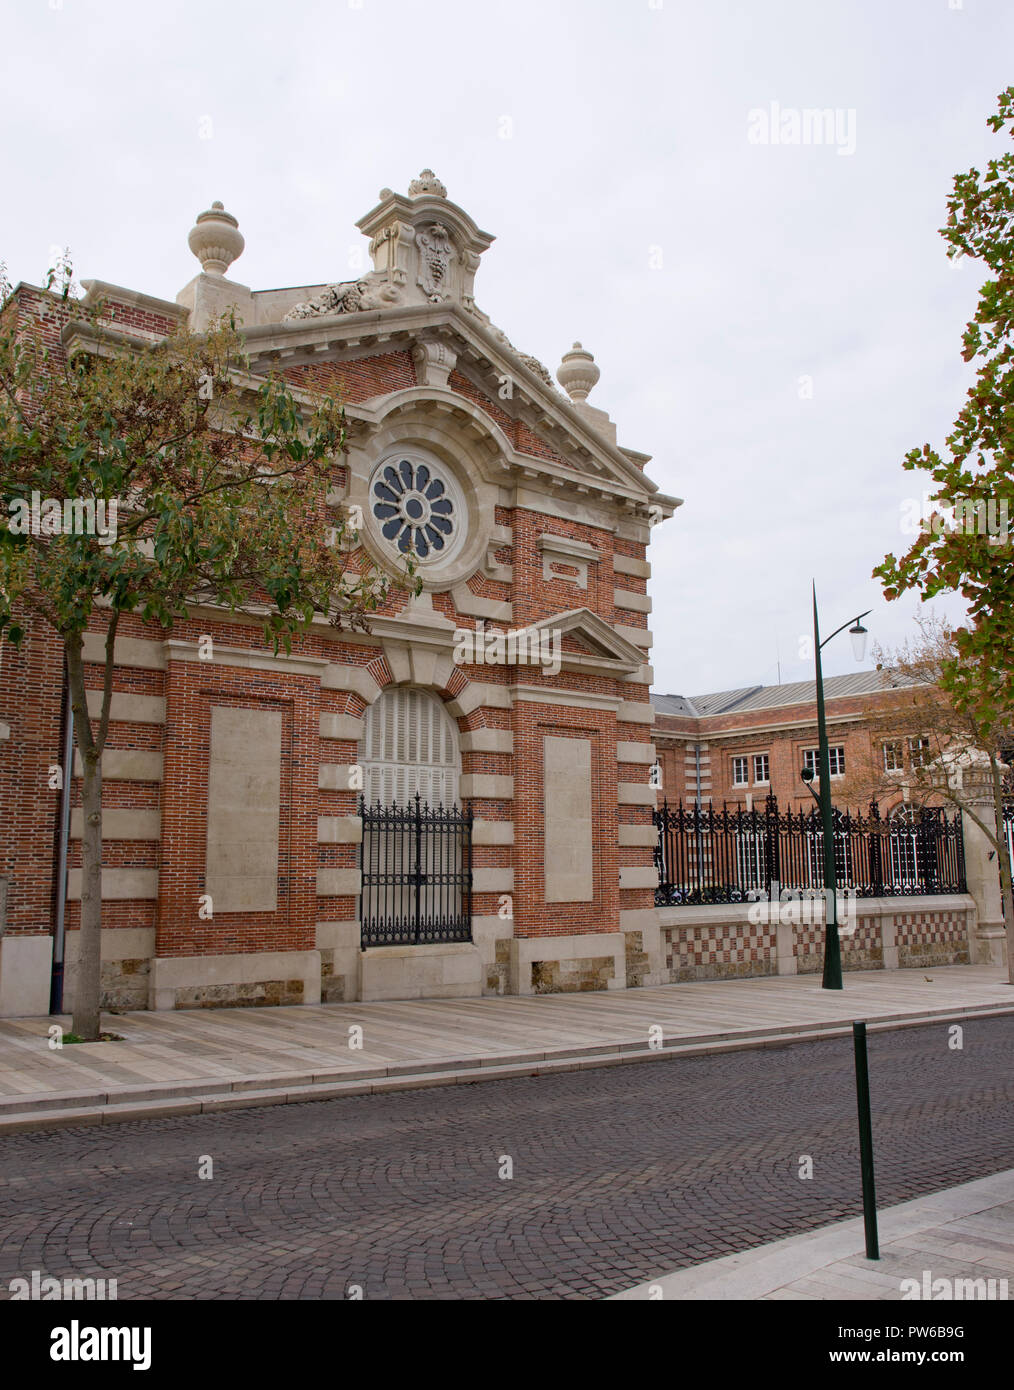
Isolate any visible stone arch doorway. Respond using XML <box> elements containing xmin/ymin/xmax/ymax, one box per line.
<box><xmin>359</xmin><ymin>685</ymin><xmax>460</xmax><ymax>808</ymax></box>
<box><xmin>357</xmin><ymin>686</ymin><xmax>471</xmax><ymax>946</ymax></box>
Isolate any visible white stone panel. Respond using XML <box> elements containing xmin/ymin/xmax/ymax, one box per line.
<box><xmin>71</xmin><ymin>809</ymin><xmax>161</xmax><ymax>841</ymax></box>
<box><xmin>205</xmin><ymin>706</ymin><xmax>282</xmax><ymax>913</ymax></box>
<box><xmin>73</xmin><ymin>750</ymin><xmax>163</xmax><ymax>782</ymax></box>
<box><xmin>317</xmin><ymin>816</ymin><xmax>363</xmax><ymax>844</ymax></box>
<box><xmin>544</xmin><ymin>735</ymin><xmax>594</xmax><ymax>903</ymax></box>
<box><xmin>67</xmin><ymin>869</ymin><xmax>159</xmax><ymax>900</ymax></box>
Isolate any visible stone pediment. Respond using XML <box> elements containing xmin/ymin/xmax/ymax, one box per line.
<box><xmin>60</xmin><ymin>285</ymin><xmax>679</xmax><ymax>526</ymax></box>
<box><xmin>200</xmin><ymin>175</ymin><xmax>671</xmax><ymax>507</ymax></box>
<box><xmin>526</xmin><ymin>608</ymin><xmax>647</xmax><ymax>676</ymax></box>
<box><xmin>239</xmin><ymin>306</ymin><xmax>675</xmax><ymax>512</ymax></box>
<box><xmin>76</xmin><ymin>173</ymin><xmax>681</xmax><ymax>521</ymax></box>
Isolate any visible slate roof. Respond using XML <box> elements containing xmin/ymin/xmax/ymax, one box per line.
<box><xmin>652</xmin><ymin>670</ymin><xmax>919</xmax><ymax>719</ymax></box>
<box><xmin>650</xmin><ymin>693</ymin><xmax>701</xmax><ymax>717</ymax></box>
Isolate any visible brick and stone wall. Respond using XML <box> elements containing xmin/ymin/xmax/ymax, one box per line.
<box><xmin>0</xmin><ymin>178</ymin><xmax>674</xmax><ymax>1017</ymax></box>
<box><xmin>657</xmin><ymin>894</ymin><xmax>976</xmax><ymax>983</ymax></box>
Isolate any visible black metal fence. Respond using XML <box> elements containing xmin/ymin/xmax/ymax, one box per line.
<box><xmin>653</xmin><ymin>795</ymin><xmax>966</xmax><ymax>907</ymax></box>
<box><xmin>359</xmin><ymin>794</ymin><xmax>473</xmax><ymax>947</ymax></box>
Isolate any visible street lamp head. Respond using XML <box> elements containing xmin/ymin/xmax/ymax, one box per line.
<box><xmin>849</xmin><ymin>620</ymin><xmax>869</xmax><ymax>663</ymax></box>
<box><xmin>800</xmin><ymin>765</ymin><xmax>815</xmax><ymax>784</ymax></box>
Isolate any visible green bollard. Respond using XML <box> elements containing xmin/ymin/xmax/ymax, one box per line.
<box><xmin>852</xmin><ymin>1021</ymin><xmax>880</xmax><ymax>1259</ymax></box>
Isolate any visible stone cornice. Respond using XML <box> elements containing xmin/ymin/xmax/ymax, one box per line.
<box><xmin>509</xmin><ymin>684</ymin><xmax>622</xmax><ymax>712</ymax></box>
<box><xmin>51</xmin><ymin>288</ymin><xmax>682</xmax><ymax>522</ymax></box>
<box><xmin>165</xmin><ymin>639</ymin><xmax>329</xmax><ymax>677</ymax></box>
<box><xmin>316</xmin><ymin>609</ymin><xmax>458</xmax><ymax>652</ymax></box>
<box><xmin>61</xmin><ymin>320</ymin><xmax>155</xmax><ymax>360</ymax></box>
<box><xmin>80</xmin><ymin>280</ymin><xmax>190</xmax><ymax>323</ymax></box>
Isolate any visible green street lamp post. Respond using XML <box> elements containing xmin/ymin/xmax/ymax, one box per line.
<box><xmin>802</xmin><ymin>586</ymin><xmax>871</xmax><ymax>991</ymax></box>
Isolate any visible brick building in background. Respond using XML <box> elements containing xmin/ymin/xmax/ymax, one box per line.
<box><xmin>0</xmin><ymin>171</ymin><xmax>681</xmax><ymax>1016</ymax></box>
<box><xmin>649</xmin><ymin>672</ymin><xmax>1008</xmax><ymax>978</ymax></box>
<box><xmin>652</xmin><ymin>672</ymin><xmax>926</xmax><ymax>815</ymax></box>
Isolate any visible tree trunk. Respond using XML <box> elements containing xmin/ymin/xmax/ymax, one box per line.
<box><xmin>74</xmin><ymin>751</ymin><xmax>103</xmax><ymax>1038</ymax></box>
<box><xmin>65</xmin><ymin>634</ymin><xmax>103</xmax><ymax>1040</ymax></box>
<box><xmin>990</xmin><ymin>760</ymin><xmax>1014</xmax><ymax>986</ymax></box>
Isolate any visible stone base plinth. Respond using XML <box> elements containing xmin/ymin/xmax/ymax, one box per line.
<box><xmin>148</xmin><ymin>950</ymin><xmax>322</xmax><ymax>1010</ymax></box>
<box><xmin>62</xmin><ymin>927</ymin><xmax>156</xmax><ymax>1013</ymax></box>
<box><xmin>509</xmin><ymin>931</ymin><xmax>627</xmax><ymax>996</ymax></box>
<box><xmin>0</xmin><ymin>934</ymin><xmax>53</xmax><ymax>1017</ymax></box>
<box><xmin>973</xmin><ymin>924</ymin><xmax>1009</xmax><ymax>968</ymax></box>
<box><xmin>359</xmin><ymin>942</ymin><xmax>482</xmax><ymax>1001</ymax></box>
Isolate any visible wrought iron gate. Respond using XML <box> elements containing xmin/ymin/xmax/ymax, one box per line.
<box><xmin>359</xmin><ymin>794</ymin><xmax>473</xmax><ymax>947</ymax></box>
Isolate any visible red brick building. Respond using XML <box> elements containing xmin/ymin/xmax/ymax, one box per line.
<box><xmin>0</xmin><ymin>171</ymin><xmax>679</xmax><ymax>1016</ymax></box>
<box><xmin>651</xmin><ymin>672</ymin><xmax>925</xmax><ymax>814</ymax></box>
<box><xmin>648</xmin><ymin>674</ymin><xmax>1006</xmax><ymax>978</ymax></box>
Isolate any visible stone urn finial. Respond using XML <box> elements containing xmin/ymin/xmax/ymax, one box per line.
<box><xmin>409</xmin><ymin>169</ymin><xmax>447</xmax><ymax>198</ymax></box>
<box><xmin>187</xmin><ymin>200</ymin><xmax>244</xmax><ymax>277</ymax></box>
<box><xmin>556</xmin><ymin>342</ymin><xmax>600</xmax><ymax>403</ymax></box>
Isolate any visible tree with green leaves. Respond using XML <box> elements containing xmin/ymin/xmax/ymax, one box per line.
<box><xmin>0</xmin><ymin>264</ymin><xmax>402</xmax><ymax>1039</ymax></box>
<box><xmin>875</xmin><ymin>85</ymin><xmax>1014</xmax><ymax>979</ymax></box>
<box><xmin>838</xmin><ymin>616</ymin><xmax>1014</xmax><ymax>981</ymax></box>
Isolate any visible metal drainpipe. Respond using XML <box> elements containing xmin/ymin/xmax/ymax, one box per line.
<box><xmin>50</xmin><ymin>661</ymin><xmax>73</xmax><ymax>1015</ymax></box>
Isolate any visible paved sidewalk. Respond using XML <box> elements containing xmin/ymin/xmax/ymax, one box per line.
<box><xmin>0</xmin><ymin>964</ymin><xmax>1010</xmax><ymax>1132</ymax></box>
<box><xmin>612</xmin><ymin>1170</ymin><xmax>1014</xmax><ymax>1300</ymax></box>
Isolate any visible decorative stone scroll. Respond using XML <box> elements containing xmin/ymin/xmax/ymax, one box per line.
<box><xmin>283</xmin><ymin>276</ymin><xmax>400</xmax><ymax>321</ymax></box>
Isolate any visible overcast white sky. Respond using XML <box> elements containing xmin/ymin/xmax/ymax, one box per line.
<box><xmin>3</xmin><ymin>0</ymin><xmax>1009</xmax><ymax>697</ymax></box>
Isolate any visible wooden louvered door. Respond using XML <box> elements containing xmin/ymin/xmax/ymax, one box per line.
<box><xmin>361</xmin><ymin>686</ymin><xmax>459</xmax><ymax>810</ymax></box>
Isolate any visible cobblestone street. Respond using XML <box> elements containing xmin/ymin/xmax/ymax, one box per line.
<box><xmin>1</xmin><ymin>1016</ymin><xmax>1012</xmax><ymax>1300</ymax></box>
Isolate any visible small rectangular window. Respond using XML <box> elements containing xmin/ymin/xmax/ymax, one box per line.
<box><xmin>909</xmin><ymin>736</ymin><xmax>930</xmax><ymax>768</ymax></box>
<box><xmin>803</xmin><ymin>746</ymin><xmax>845</xmax><ymax>776</ymax></box>
<box><xmin>753</xmin><ymin>753</ymin><xmax>770</xmax><ymax>785</ymax></box>
<box><xmin>883</xmin><ymin>742</ymin><xmax>904</xmax><ymax>772</ymax></box>
<box><xmin>732</xmin><ymin>756</ymin><xmax>749</xmax><ymax>787</ymax></box>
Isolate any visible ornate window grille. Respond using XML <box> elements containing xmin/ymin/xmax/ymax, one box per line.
<box><xmin>653</xmin><ymin>795</ymin><xmax>965</xmax><ymax>906</ymax></box>
<box><xmin>368</xmin><ymin>451</ymin><xmax>465</xmax><ymax>567</ymax></box>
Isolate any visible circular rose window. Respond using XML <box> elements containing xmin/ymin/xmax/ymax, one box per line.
<box><xmin>368</xmin><ymin>452</ymin><xmax>464</xmax><ymax>565</ymax></box>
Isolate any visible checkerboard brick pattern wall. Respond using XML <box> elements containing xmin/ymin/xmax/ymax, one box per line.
<box><xmin>657</xmin><ymin>900</ymin><xmax>975</xmax><ymax>983</ymax></box>
<box><xmin>895</xmin><ymin>908</ymin><xmax>972</xmax><ymax>967</ymax></box>
<box><xmin>664</xmin><ymin>923</ymin><xmax>778</xmax><ymax>981</ymax></box>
